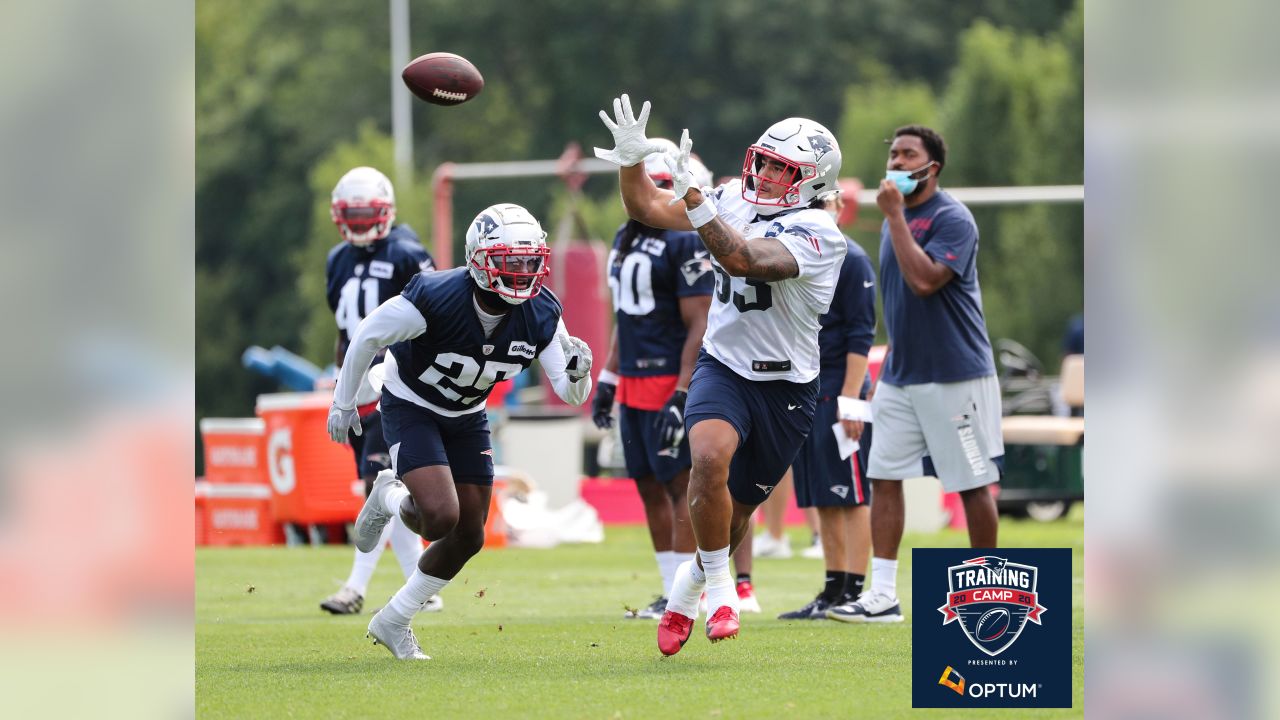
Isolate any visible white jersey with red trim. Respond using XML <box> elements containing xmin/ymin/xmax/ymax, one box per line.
<box><xmin>700</xmin><ymin>180</ymin><xmax>847</xmax><ymax>384</ymax></box>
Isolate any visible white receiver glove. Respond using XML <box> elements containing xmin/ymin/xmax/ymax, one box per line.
<box><xmin>327</xmin><ymin>403</ymin><xmax>362</xmax><ymax>444</ymax></box>
<box><xmin>594</xmin><ymin>94</ymin><xmax>665</xmax><ymax>167</ymax></box>
<box><xmin>560</xmin><ymin>335</ymin><xmax>593</xmax><ymax>382</ymax></box>
<box><xmin>663</xmin><ymin>128</ymin><xmax>696</xmax><ymax>205</ymax></box>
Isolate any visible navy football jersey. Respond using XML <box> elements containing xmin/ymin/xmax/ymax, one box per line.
<box><xmin>607</xmin><ymin>223</ymin><xmax>714</xmax><ymax>377</ymax></box>
<box><xmin>388</xmin><ymin>268</ymin><xmax>563</xmax><ymax>414</ymax></box>
<box><xmin>326</xmin><ymin>224</ymin><xmax>435</xmax><ymax>357</ymax></box>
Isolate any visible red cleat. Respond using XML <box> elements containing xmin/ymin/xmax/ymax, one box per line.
<box><xmin>705</xmin><ymin>605</ymin><xmax>740</xmax><ymax>643</ymax></box>
<box><xmin>657</xmin><ymin>611</ymin><xmax>695</xmax><ymax>656</ymax></box>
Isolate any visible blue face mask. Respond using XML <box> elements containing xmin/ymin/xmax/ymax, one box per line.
<box><xmin>885</xmin><ymin>161</ymin><xmax>936</xmax><ymax>195</ymax></box>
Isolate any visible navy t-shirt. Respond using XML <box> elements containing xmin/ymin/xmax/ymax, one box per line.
<box><xmin>879</xmin><ymin>191</ymin><xmax>995</xmax><ymax>385</ymax></box>
<box><xmin>607</xmin><ymin>223</ymin><xmax>714</xmax><ymax>377</ymax></box>
<box><xmin>388</xmin><ymin>268</ymin><xmax>562</xmax><ymax>414</ymax></box>
<box><xmin>817</xmin><ymin>237</ymin><xmax>877</xmax><ymax>398</ymax></box>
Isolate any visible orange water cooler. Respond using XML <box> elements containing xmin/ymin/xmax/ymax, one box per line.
<box><xmin>255</xmin><ymin>392</ymin><xmax>364</xmax><ymax>526</ymax></box>
<box><xmin>197</xmin><ymin>418</ymin><xmax>285</xmax><ymax>545</ymax></box>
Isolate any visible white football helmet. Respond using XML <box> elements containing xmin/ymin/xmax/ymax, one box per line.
<box><xmin>465</xmin><ymin>203</ymin><xmax>551</xmax><ymax>305</ymax></box>
<box><xmin>645</xmin><ymin>138</ymin><xmax>713</xmax><ymax>191</ymax></box>
<box><xmin>331</xmin><ymin>167</ymin><xmax>396</xmax><ymax>246</ymax></box>
<box><xmin>741</xmin><ymin>118</ymin><xmax>842</xmax><ymax>209</ymax></box>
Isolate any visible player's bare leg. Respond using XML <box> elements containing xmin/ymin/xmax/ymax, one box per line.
<box><xmin>629</xmin><ymin>474</ymin><xmax>690</xmax><ymax>618</ymax></box>
<box><xmin>687</xmin><ymin>419</ymin><xmax>738</xmax><ymax>552</ymax></box>
<box><xmin>959</xmin><ymin>484</ymin><xmax>999</xmax><ymax>548</ymax></box>
<box><xmin>754</xmin><ymin>469</ymin><xmax>793</xmax><ymax>558</ymax></box>
<box><xmin>636</xmin><ymin>476</ymin><xmax>675</xmax><ymax>552</ymax></box>
<box><xmin>828</xmin><ymin>479</ymin><xmax>904</xmax><ymax>623</ymax></box>
<box><xmin>657</xmin><ymin>419</ymin><xmax>739</xmax><ymax>651</ymax></box>
<box><xmin>731</xmin><ymin>514</ymin><xmax>760</xmax><ymax>612</ymax></box>
<box><xmin>848</xmin><ymin>504</ymin><xmax>871</xmax><ymax>594</ymax></box>
<box><xmin>868</xmin><ymin>479</ymin><xmax>904</xmax><ymax>561</ymax></box>
<box><xmin>366</xmin><ymin>467</ymin><xmax>486</xmax><ymax>660</ymax></box>
<box><xmin>668</xmin><ymin>470</ymin><xmax>695</xmax><ymax>552</ymax></box>
<box><xmin>397</xmin><ymin>465</ymin><xmax>461</xmax><ymax>541</ymax></box>
<box><xmin>416</xmin><ymin>483</ymin><xmax>491</xmax><ymax>580</ymax></box>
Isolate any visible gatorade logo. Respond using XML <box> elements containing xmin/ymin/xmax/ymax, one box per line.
<box><xmin>267</xmin><ymin>428</ymin><xmax>296</xmax><ymax>495</ymax></box>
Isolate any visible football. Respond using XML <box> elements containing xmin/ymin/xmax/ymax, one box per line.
<box><xmin>401</xmin><ymin>52</ymin><xmax>484</xmax><ymax>106</ymax></box>
<box><xmin>974</xmin><ymin>608</ymin><xmax>1011</xmax><ymax>641</ymax></box>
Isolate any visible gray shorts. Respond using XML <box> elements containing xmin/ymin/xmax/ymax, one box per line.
<box><xmin>867</xmin><ymin>375</ymin><xmax>1004</xmax><ymax>492</ymax></box>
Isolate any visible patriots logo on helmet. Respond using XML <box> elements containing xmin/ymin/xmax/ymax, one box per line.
<box><xmin>807</xmin><ymin>133</ymin><xmax>834</xmax><ymax>162</ymax></box>
<box><xmin>474</xmin><ymin>213</ymin><xmax>499</xmax><ymax>239</ymax></box>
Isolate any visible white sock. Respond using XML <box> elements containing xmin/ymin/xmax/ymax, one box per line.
<box><xmin>699</xmin><ymin>546</ymin><xmax>738</xmax><ymax>612</ymax></box>
<box><xmin>871</xmin><ymin>557</ymin><xmax>898</xmax><ymax>599</ymax></box>
<box><xmin>381</xmin><ymin>481</ymin><xmax>411</xmax><ymax>517</ymax></box>
<box><xmin>670</xmin><ymin>552</ymin><xmax>694</xmax><ymax>595</ymax></box>
<box><xmin>343</xmin><ymin>520</ymin><xmax>394</xmax><ymax>595</ymax></box>
<box><xmin>388</xmin><ymin>515</ymin><xmax>424</xmax><ymax>579</ymax></box>
<box><xmin>665</xmin><ymin>560</ymin><xmax>707</xmax><ymax>619</ymax></box>
<box><xmin>383</xmin><ymin>569</ymin><xmax>450</xmax><ymax>626</ymax></box>
<box><xmin>656</xmin><ymin>551</ymin><xmax>676</xmax><ymax>597</ymax></box>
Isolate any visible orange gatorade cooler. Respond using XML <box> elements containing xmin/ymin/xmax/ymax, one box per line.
<box><xmin>195</xmin><ymin>481</ymin><xmax>285</xmax><ymax>546</ymax></box>
<box><xmin>199</xmin><ymin>417</ymin><xmax>267</xmax><ymax>485</ymax></box>
<box><xmin>255</xmin><ymin>392</ymin><xmax>363</xmax><ymax>525</ymax></box>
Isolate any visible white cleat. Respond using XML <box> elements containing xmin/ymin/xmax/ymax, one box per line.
<box><xmin>354</xmin><ymin>470</ymin><xmax>402</xmax><ymax>553</ymax></box>
<box><xmin>801</xmin><ymin>539</ymin><xmax>825</xmax><ymax>559</ymax></box>
<box><xmin>422</xmin><ymin>594</ymin><xmax>444</xmax><ymax>613</ymax></box>
<box><xmin>826</xmin><ymin>590</ymin><xmax>905</xmax><ymax>623</ymax></box>
<box><xmin>752</xmin><ymin>532</ymin><xmax>793</xmax><ymax>559</ymax></box>
<box><xmin>367</xmin><ymin>610</ymin><xmax>430</xmax><ymax>660</ymax></box>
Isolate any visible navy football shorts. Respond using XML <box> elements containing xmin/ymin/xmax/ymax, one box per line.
<box><xmin>380</xmin><ymin>391</ymin><xmax>494</xmax><ymax>486</ymax></box>
<box><xmin>684</xmin><ymin>351</ymin><xmax>818</xmax><ymax>506</ymax></box>
<box><xmin>792</xmin><ymin>396</ymin><xmax>872</xmax><ymax>508</ymax></box>
<box><xmin>618</xmin><ymin>403</ymin><xmax>692</xmax><ymax>484</ymax></box>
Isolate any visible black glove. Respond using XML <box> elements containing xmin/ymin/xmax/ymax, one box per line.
<box><xmin>654</xmin><ymin>390</ymin><xmax>688</xmax><ymax>449</ymax></box>
<box><xmin>591</xmin><ymin>380</ymin><xmax>617</xmax><ymax>429</ymax></box>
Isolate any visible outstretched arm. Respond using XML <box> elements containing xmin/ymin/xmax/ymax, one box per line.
<box><xmin>595</xmin><ymin>94</ymin><xmax>694</xmax><ymax>231</ymax></box>
<box><xmin>619</xmin><ymin>163</ymin><xmax>695</xmax><ymax>231</ymax></box>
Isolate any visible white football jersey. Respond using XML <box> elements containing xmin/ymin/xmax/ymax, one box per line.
<box><xmin>700</xmin><ymin>180</ymin><xmax>847</xmax><ymax>383</ymax></box>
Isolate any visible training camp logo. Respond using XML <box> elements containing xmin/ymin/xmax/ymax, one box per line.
<box><xmin>912</xmin><ymin>548</ymin><xmax>1070</xmax><ymax>709</ymax></box>
<box><xmin>939</xmin><ymin>555</ymin><xmax>1046</xmax><ymax>657</ymax></box>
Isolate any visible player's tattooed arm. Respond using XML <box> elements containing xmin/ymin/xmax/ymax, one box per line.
<box><xmin>696</xmin><ymin>217</ymin><xmax>798</xmax><ymax>281</ymax></box>
<box><xmin>685</xmin><ymin>187</ymin><xmax>799</xmax><ymax>281</ymax></box>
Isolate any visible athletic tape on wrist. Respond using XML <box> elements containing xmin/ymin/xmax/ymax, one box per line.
<box><xmin>685</xmin><ymin>197</ymin><xmax>718</xmax><ymax>228</ymax></box>
<box><xmin>597</xmin><ymin>369</ymin><xmax>621</xmax><ymax>386</ymax></box>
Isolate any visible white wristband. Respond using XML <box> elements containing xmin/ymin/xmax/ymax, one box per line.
<box><xmin>597</xmin><ymin>369</ymin><xmax>621</xmax><ymax>385</ymax></box>
<box><xmin>684</xmin><ymin>197</ymin><xmax>718</xmax><ymax>228</ymax></box>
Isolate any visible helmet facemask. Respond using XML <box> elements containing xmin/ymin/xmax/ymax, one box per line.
<box><xmin>741</xmin><ymin>146</ymin><xmax>816</xmax><ymax>207</ymax></box>
<box><xmin>470</xmin><ymin>244</ymin><xmax>551</xmax><ymax>304</ymax></box>
<box><xmin>465</xmin><ymin>203</ymin><xmax>552</xmax><ymax>305</ymax></box>
<box><xmin>332</xmin><ymin>199</ymin><xmax>395</xmax><ymax>246</ymax></box>
<box><xmin>331</xmin><ymin>167</ymin><xmax>397</xmax><ymax>246</ymax></box>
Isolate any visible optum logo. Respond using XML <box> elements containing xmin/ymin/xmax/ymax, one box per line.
<box><xmin>969</xmin><ymin>683</ymin><xmax>1039</xmax><ymax>699</ymax></box>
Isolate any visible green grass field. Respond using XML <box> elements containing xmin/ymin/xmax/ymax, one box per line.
<box><xmin>197</xmin><ymin>510</ymin><xmax>1083</xmax><ymax>718</ymax></box>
